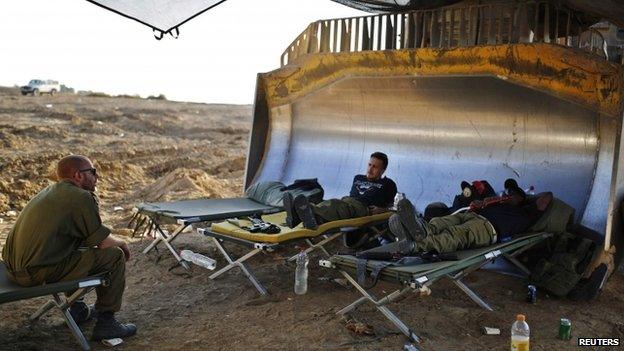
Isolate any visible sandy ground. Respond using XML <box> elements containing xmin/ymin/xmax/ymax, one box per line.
<box><xmin>0</xmin><ymin>87</ymin><xmax>623</xmax><ymax>351</ymax></box>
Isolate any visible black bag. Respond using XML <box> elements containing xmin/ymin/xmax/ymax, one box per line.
<box><xmin>529</xmin><ymin>232</ymin><xmax>595</xmax><ymax>297</ymax></box>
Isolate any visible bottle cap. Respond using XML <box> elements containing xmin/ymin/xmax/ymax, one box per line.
<box><xmin>516</xmin><ymin>314</ymin><xmax>526</xmax><ymax>321</ymax></box>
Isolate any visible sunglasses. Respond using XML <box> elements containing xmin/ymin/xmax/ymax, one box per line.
<box><xmin>78</xmin><ymin>168</ymin><xmax>97</xmax><ymax>176</ymax></box>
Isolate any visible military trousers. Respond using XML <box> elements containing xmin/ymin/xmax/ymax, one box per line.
<box><xmin>415</xmin><ymin>212</ymin><xmax>496</xmax><ymax>254</ymax></box>
<box><xmin>311</xmin><ymin>196</ymin><xmax>368</xmax><ymax>224</ymax></box>
<box><xmin>7</xmin><ymin>247</ymin><xmax>126</xmax><ymax>313</ymax></box>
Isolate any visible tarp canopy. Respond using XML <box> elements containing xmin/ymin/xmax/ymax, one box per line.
<box><xmin>332</xmin><ymin>0</ymin><xmax>624</xmax><ymax>27</ymax></box>
<box><xmin>86</xmin><ymin>0</ymin><xmax>227</xmax><ymax>36</ymax></box>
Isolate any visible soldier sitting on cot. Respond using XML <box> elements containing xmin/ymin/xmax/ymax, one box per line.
<box><xmin>283</xmin><ymin>151</ymin><xmax>397</xmax><ymax>230</ymax></box>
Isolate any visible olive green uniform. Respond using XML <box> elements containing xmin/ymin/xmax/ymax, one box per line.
<box><xmin>2</xmin><ymin>180</ymin><xmax>125</xmax><ymax>313</ymax></box>
<box><xmin>413</xmin><ymin>212</ymin><xmax>497</xmax><ymax>254</ymax></box>
<box><xmin>311</xmin><ymin>197</ymin><xmax>369</xmax><ymax>224</ymax></box>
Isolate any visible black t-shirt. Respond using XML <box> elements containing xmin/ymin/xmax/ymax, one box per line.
<box><xmin>349</xmin><ymin>175</ymin><xmax>397</xmax><ymax>207</ymax></box>
<box><xmin>477</xmin><ymin>202</ymin><xmax>542</xmax><ymax>241</ymax></box>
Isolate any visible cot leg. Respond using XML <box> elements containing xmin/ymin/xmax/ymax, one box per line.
<box><xmin>287</xmin><ymin>232</ymin><xmax>342</xmax><ymax>262</ymax></box>
<box><xmin>451</xmin><ymin>278</ymin><xmax>493</xmax><ymax>311</ymax></box>
<box><xmin>53</xmin><ymin>293</ymin><xmax>91</xmax><ymax>351</ymax></box>
<box><xmin>503</xmin><ymin>254</ymin><xmax>531</xmax><ymax>276</ymax></box>
<box><xmin>29</xmin><ymin>300</ymin><xmax>56</xmax><ymax>321</ymax></box>
<box><xmin>143</xmin><ymin>224</ymin><xmax>190</xmax><ymax>270</ymax></box>
<box><xmin>209</xmin><ymin>238</ymin><xmax>268</xmax><ymax>295</ymax></box>
<box><xmin>131</xmin><ymin>215</ymin><xmax>147</xmax><ymax>237</ymax></box>
<box><xmin>336</xmin><ymin>270</ymin><xmax>420</xmax><ymax>343</ymax></box>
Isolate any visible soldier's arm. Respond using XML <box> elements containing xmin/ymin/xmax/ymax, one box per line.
<box><xmin>73</xmin><ymin>192</ymin><xmax>111</xmax><ymax>247</ymax></box>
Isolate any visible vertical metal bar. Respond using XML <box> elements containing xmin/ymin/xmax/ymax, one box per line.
<box><xmin>377</xmin><ymin>15</ymin><xmax>383</xmax><ymax>50</ymax></box>
<box><xmin>565</xmin><ymin>10</ymin><xmax>571</xmax><ymax>46</ymax></box>
<box><xmin>439</xmin><ymin>9</ymin><xmax>446</xmax><ymax>47</ymax></box>
<box><xmin>496</xmin><ymin>5</ymin><xmax>503</xmax><ymax>44</ymax></box>
<box><xmin>543</xmin><ymin>3</ymin><xmax>550</xmax><ymax>43</ymax></box>
<box><xmin>534</xmin><ymin>2</ymin><xmax>540</xmax><ymax>42</ymax></box>
<box><xmin>411</xmin><ymin>12</ymin><xmax>420</xmax><ymax>48</ymax></box>
<box><xmin>449</xmin><ymin>8</ymin><xmax>455</xmax><ymax>47</ymax></box>
<box><xmin>486</xmin><ymin>4</ymin><xmax>496</xmax><ymax>44</ymax></box>
<box><xmin>458</xmin><ymin>8</ymin><xmax>464</xmax><ymax>46</ymax></box>
<box><xmin>320</xmin><ymin>21</ymin><xmax>329</xmax><ymax>53</ymax></box>
<box><xmin>354</xmin><ymin>17</ymin><xmax>360</xmax><ymax>51</ymax></box>
<box><xmin>430</xmin><ymin>10</ymin><xmax>439</xmax><ymax>47</ymax></box>
<box><xmin>421</xmin><ymin>11</ymin><xmax>429</xmax><ymax>47</ymax></box>
<box><xmin>554</xmin><ymin>7</ymin><xmax>560</xmax><ymax>43</ymax></box>
<box><xmin>341</xmin><ymin>18</ymin><xmax>351</xmax><ymax>52</ymax></box>
<box><xmin>361</xmin><ymin>17</ymin><xmax>370</xmax><ymax>51</ymax></box>
<box><xmin>507</xmin><ymin>4</ymin><xmax>513</xmax><ymax>43</ymax></box>
<box><xmin>330</xmin><ymin>20</ymin><xmax>336</xmax><ymax>53</ymax></box>
<box><xmin>385</xmin><ymin>14</ymin><xmax>393</xmax><ymax>50</ymax></box>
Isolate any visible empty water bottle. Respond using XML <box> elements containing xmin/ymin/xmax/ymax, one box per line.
<box><xmin>294</xmin><ymin>250</ymin><xmax>309</xmax><ymax>295</ymax></box>
<box><xmin>180</xmin><ymin>250</ymin><xmax>216</xmax><ymax>270</ymax></box>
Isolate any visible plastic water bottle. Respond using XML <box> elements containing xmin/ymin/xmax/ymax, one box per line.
<box><xmin>511</xmin><ymin>314</ymin><xmax>530</xmax><ymax>351</ymax></box>
<box><xmin>294</xmin><ymin>250</ymin><xmax>309</xmax><ymax>295</ymax></box>
<box><xmin>180</xmin><ymin>250</ymin><xmax>216</xmax><ymax>270</ymax></box>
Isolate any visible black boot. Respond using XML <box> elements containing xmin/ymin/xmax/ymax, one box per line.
<box><xmin>92</xmin><ymin>312</ymin><xmax>137</xmax><ymax>341</ymax></box>
<box><xmin>283</xmin><ymin>192</ymin><xmax>301</xmax><ymax>228</ymax></box>
<box><xmin>69</xmin><ymin>300</ymin><xmax>97</xmax><ymax>325</ymax></box>
<box><xmin>293</xmin><ymin>195</ymin><xmax>318</xmax><ymax>229</ymax></box>
<box><xmin>388</xmin><ymin>214</ymin><xmax>411</xmax><ymax>241</ymax></box>
<box><xmin>396</xmin><ymin>198</ymin><xmax>427</xmax><ymax>241</ymax></box>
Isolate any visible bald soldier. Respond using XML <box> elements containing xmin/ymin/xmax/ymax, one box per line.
<box><xmin>1</xmin><ymin>155</ymin><xmax>137</xmax><ymax>341</ymax></box>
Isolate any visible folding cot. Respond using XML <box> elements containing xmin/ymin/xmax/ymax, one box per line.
<box><xmin>197</xmin><ymin>211</ymin><xmax>393</xmax><ymax>295</ymax></box>
<box><xmin>319</xmin><ymin>232</ymin><xmax>552</xmax><ymax>343</ymax></box>
<box><xmin>134</xmin><ymin>197</ymin><xmax>282</xmax><ymax>269</ymax></box>
<box><xmin>0</xmin><ymin>261</ymin><xmax>105</xmax><ymax>351</ymax></box>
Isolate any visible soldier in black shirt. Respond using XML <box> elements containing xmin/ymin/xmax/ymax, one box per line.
<box><xmin>284</xmin><ymin>152</ymin><xmax>397</xmax><ymax>229</ymax></box>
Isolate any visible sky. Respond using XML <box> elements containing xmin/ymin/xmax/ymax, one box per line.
<box><xmin>0</xmin><ymin>1</ymin><xmax>365</xmax><ymax>104</ymax></box>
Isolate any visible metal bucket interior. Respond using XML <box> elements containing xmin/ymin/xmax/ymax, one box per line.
<box><xmin>248</xmin><ymin>75</ymin><xmax>616</xmax><ymax>236</ymax></box>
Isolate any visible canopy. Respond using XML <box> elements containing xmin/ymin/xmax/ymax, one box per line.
<box><xmin>86</xmin><ymin>0</ymin><xmax>228</xmax><ymax>37</ymax></box>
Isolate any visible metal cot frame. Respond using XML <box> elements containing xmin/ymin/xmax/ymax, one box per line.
<box><xmin>0</xmin><ymin>263</ymin><xmax>105</xmax><ymax>351</ymax></box>
<box><xmin>197</xmin><ymin>224</ymin><xmax>387</xmax><ymax>295</ymax></box>
<box><xmin>319</xmin><ymin>233</ymin><xmax>550</xmax><ymax>343</ymax></box>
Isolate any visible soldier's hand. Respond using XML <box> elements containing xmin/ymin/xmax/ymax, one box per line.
<box><xmin>368</xmin><ymin>206</ymin><xmax>388</xmax><ymax>215</ymax></box>
<box><xmin>120</xmin><ymin>242</ymin><xmax>131</xmax><ymax>262</ymax></box>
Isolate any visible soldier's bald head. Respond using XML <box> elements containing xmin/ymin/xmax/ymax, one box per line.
<box><xmin>57</xmin><ymin>155</ymin><xmax>91</xmax><ymax>180</ymax></box>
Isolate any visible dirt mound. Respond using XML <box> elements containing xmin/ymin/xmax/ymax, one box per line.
<box><xmin>134</xmin><ymin>168</ymin><xmax>238</xmax><ymax>202</ymax></box>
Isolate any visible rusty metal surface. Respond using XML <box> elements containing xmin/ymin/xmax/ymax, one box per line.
<box><xmin>267</xmin><ymin>44</ymin><xmax>622</xmax><ymax>117</ymax></box>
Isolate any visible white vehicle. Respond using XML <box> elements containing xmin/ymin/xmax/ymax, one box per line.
<box><xmin>20</xmin><ymin>79</ymin><xmax>61</xmax><ymax>96</ymax></box>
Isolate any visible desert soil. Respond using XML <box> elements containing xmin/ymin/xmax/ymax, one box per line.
<box><xmin>0</xmin><ymin>87</ymin><xmax>622</xmax><ymax>351</ymax></box>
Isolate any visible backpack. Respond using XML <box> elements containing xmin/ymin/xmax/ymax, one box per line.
<box><xmin>529</xmin><ymin>232</ymin><xmax>595</xmax><ymax>297</ymax></box>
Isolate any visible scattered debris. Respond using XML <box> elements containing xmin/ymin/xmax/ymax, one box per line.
<box><xmin>482</xmin><ymin>326</ymin><xmax>501</xmax><ymax>335</ymax></box>
<box><xmin>113</xmin><ymin>206</ymin><xmax>124</xmax><ymax>212</ymax></box>
<box><xmin>344</xmin><ymin>318</ymin><xmax>375</xmax><ymax>336</ymax></box>
<box><xmin>101</xmin><ymin>338</ymin><xmax>123</xmax><ymax>347</ymax></box>
<box><xmin>404</xmin><ymin>343</ymin><xmax>420</xmax><ymax>351</ymax></box>
<box><xmin>6</xmin><ymin>211</ymin><xmax>17</xmax><ymax>217</ymax></box>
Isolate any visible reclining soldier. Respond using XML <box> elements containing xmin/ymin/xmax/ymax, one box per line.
<box><xmin>283</xmin><ymin>151</ymin><xmax>397</xmax><ymax>230</ymax></box>
<box><xmin>1</xmin><ymin>155</ymin><xmax>137</xmax><ymax>341</ymax></box>
<box><xmin>360</xmin><ymin>181</ymin><xmax>553</xmax><ymax>256</ymax></box>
